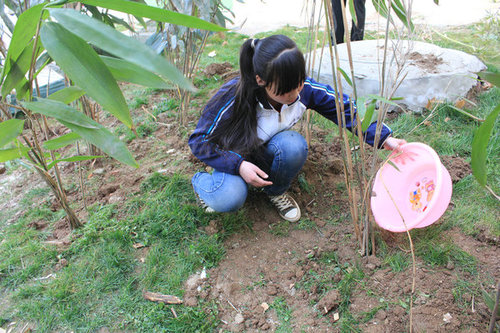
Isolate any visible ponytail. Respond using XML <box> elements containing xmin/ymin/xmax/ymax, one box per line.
<box><xmin>207</xmin><ymin>35</ymin><xmax>306</xmax><ymax>157</ymax></box>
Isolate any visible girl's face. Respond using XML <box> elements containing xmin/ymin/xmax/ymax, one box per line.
<box><xmin>256</xmin><ymin>75</ymin><xmax>304</xmax><ymax>106</ymax></box>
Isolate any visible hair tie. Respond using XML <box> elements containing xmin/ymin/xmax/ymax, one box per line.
<box><xmin>251</xmin><ymin>38</ymin><xmax>259</xmax><ymax>50</ymax></box>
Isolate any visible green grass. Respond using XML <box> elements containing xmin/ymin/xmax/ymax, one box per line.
<box><xmin>383</xmin><ymin>251</ymin><xmax>411</xmax><ymax>273</ymax></box>
<box><xmin>272</xmin><ymin>296</ymin><xmax>293</xmax><ymax>332</ymax></box>
<box><xmin>0</xmin><ymin>173</ymin><xmax>250</xmax><ymax>332</ymax></box>
<box><xmin>410</xmin><ymin>226</ymin><xmax>478</xmax><ymax>274</ymax></box>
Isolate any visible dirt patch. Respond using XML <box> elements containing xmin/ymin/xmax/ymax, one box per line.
<box><xmin>440</xmin><ymin>155</ymin><xmax>472</xmax><ymax>183</ymax></box>
<box><xmin>51</xmin><ymin>218</ymin><xmax>72</xmax><ymax>241</ymax></box>
<box><xmin>408</xmin><ymin>52</ymin><xmax>444</xmax><ymax>73</ymax></box>
<box><xmin>204</xmin><ymin>62</ymin><xmax>233</xmax><ymax>76</ymax></box>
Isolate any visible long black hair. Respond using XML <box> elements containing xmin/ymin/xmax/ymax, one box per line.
<box><xmin>207</xmin><ymin>34</ymin><xmax>306</xmax><ymax>156</ymax></box>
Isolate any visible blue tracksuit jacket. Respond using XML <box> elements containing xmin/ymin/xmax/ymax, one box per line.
<box><xmin>188</xmin><ymin>77</ymin><xmax>392</xmax><ymax>175</ymax></box>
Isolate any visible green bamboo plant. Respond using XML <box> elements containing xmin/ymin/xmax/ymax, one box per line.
<box><xmin>0</xmin><ymin>0</ymin><xmax>225</xmax><ymax>229</ymax></box>
<box><xmin>154</xmin><ymin>0</ymin><xmax>234</xmax><ymax>125</ymax></box>
<box><xmin>315</xmin><ymin>0</ymin><xmax>415</xmax><ymax>329</ymax></box>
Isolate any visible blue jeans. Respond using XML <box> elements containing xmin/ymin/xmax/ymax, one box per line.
<box><xmin>192</xmin><ymin>130</ymin><xmax>308</xmax><ymax>212</ymax></box>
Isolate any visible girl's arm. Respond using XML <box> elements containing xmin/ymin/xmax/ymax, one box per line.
<box><xmin>301</xmin><ymin>77</ymin><xmax>393</xmax><ymax>148</ymax></box>
<box><xmin>188</xmin><ymin>81</ymin><xmax>245</xmax><ymax>175</ymax></box>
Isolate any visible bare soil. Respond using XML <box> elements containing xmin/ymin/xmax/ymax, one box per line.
<box><xmin>1</xmin><ymin>76</ymin><xmax>498</xmax><ymax>332</ymax></box>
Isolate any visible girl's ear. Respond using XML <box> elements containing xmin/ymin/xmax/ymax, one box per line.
<box><xmin>255</xmin><ymin>75</ymin><xmax>266</xmax><ymax>87</ymax></box>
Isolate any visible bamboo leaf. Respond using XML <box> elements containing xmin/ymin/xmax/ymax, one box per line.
<box><xmin>59</xmin><ymin>119</ymin><xmax>138</xmax><ymax>167</ymax></box>
<box><xmin>0</xmin><ymin>145</ymin><xmax>30</xmax><ymax>163</ymax></box>
<box><xmin>43</xmin><ymin>132</ymin><xmax>81</xmax><ymax>150</ymax></box>
<box><xmin>23</xmin><ymin>99</ymin><xmax>99</xmax><ymax>129</ymax></box>
<box><xmin>23</xmin><ymin>98</ymin><xmax>137</xmax><ymax>167</ymax></box>
<box><xmin>2</xmin><ymin>40</ymin><xmax>43</xmax><ymax>96</ymax></box>
<box><xmin>366</xmin><ymin>94</ymin><xmax>400</xmax><ymax>108</ymax></box>
<box><xmin>48</xmin><ymin>8</ymin><xmax>194</xmax><ymax>91</ymax></box>
<box><xmin>348</xmin><ymin>0</ymin><xmax>357</xmax><ymax>26</ymax></box>
<box><xmin>392</xmin><ymin>0</ymin><xmax>414</xmax><ymax>31</ymax></box>
<box><xmin>48</xmin><ymin>86</ymin><xmax>86</xmax><ymax>104</ymax></box>
<box><xmin>0</xmin><ymin>119</ymin><xmax>25</xmax><ymax>148</ymax></box>
<box><xmin>0</xmin><ymin>3</ymin><xmax>45</xmax><ymax>85</ymax></box>
<box><xmin>387</xmin><ymin>160</ymin><xmax>401</xmax><ymax>172</ymax></box>
<box><xmin>361</xmin><ymin>100</ymin><xmax>377</xmax><ymax>132</ymax></box>
<box><xmin>78</xmin><ymin>0</ymin><xmax>226</xmax><ymax>31</ymax></box>
<box><xmin>47</xmin><ymin>154</ymin><xmax>103</xmax><ymax>170</ymax></box>
<box><xmin>471</xmin><ymin>103</ymin><xmax>500</xmax><ymax>186</ymax></box>
<box><xmin>337</xmin><ymin>67</ymin><xmax>353</xmax><ymax>87</ymax></box>
<box><xmin>40</xmin><ymin>22</ymin><xmax>133</xmax><ymax>129</ymax></box>
<box><xmin>101</xmin><ymin>56</ymin><xmax>173</xmax><ymax>89</ymax></box>
<box><xmin>356</xmin><ymin>97</ymin><xmax>366</xmax><ymax>119</ymax></box>
<box><xmin>482</xmin><ymin>289</ymin><xmax>495</xmax><ymax>311</ymax></box>
<box><xmin>372</xmin><ymin>0</ymin><xmax>389</xmax><ymax>18</ymax></box>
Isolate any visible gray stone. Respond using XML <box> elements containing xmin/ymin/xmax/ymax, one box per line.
<box><xmin>93</xmin><ymin>168</ymin><xmax>105</xmax><ymax>175</ymax></box>
<box><xmin>308</xmin><ymin>40</ymin><xmax>486</xmax><ymax>112</ymax></box>
<box><xmin>234</xmin><ymin>313</ymin><xmax>245</xmax><ymax>325</ymax></box>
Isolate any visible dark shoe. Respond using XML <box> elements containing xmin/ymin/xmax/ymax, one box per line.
<box><xmin>268</xmin><ymin>193</ymin><xmax>301</xmax><ymax>222</ymax></box>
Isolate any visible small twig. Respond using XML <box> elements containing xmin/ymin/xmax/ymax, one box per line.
<box><xmin>448</xmin><ymin>105</ymin><xmax>484</xmax><ymax>122</ymax></box>
<box><xmin>170</xmin><ymin>307</ymin><xmax>178</xmax><ymax>318</ymax></box>
<box><xmin>143</xmin><ymin>291</ymin><xmax>183</xmax><ymax>304</ymax></box>
<box><xmin>306</xmin><ymin>199</ymin><xmax>316</xmax><ymax>207</ymax></box>
<box><xmin>34</xmin><ymin>273</ymin><xmax>56</xmax><ymax>281</ymax></box>
<box><xmin>485</xmin><ymin>185</ymin><xmax>500</xmax><ymax>202</ymax></box>
<box><xmin>141</xmin><ymin>105</ymin><xmax>157</xmax><ymax>122</ymax></box>
<box><xmin>227</xmin><ymin>298</ymin><xmax>241</xmax><ymax>313</ymax></box>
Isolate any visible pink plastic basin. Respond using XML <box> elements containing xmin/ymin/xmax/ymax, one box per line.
<box><xmin>371</xmin><ymin>142</ymin><xmax>452</xmax><ymax>232</ymax></box>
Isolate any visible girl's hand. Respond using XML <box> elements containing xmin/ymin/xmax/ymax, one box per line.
<box><xmin>239</xmin><ymin>161</ymin><xmax>273</xmax><ymax>187</ymax></box>
<box><xmin>383</xmin><ymin>137</ymin><xmax>407</xmax><ymax>152</ymax></box>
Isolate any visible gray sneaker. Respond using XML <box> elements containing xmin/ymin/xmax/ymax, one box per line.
<box><xmin>195</xmin><ymin>193</ymin><xmax>215</xmax><ymax>213</ymax></box>
<box><xmin>269</xmin><ymin>193</ymin><xmax>301</xmax><ymax>222</ymax></box>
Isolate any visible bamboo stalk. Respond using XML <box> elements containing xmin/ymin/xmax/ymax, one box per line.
<box><xmin>488</xmin><ymin>283</ymin><xmax>500</xmax><ymax>333</ymax></box>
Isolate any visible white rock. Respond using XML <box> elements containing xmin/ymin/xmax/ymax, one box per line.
<box><xmin>93</xmin><ymin>168</ymin><xmax>106</xmax><ymax>175</ymax></box>
<box><xmin>308</xmin><ymin>40</ymin><xmax>486</xmax><ymax>112</ymax></box>
<box><xmin>443</xmin><ymin>312</ymin><xmax>452</xmax><ymax>323</ymax></box>
<box><xmin>234</xmin><ymin>313</ymin><xmax>245</xmax><ymax>324</ymax></box>
<box><xmin>108</xmin><ymin>194</ymin><xmax>122</xmax><ymax>204</ymax></box>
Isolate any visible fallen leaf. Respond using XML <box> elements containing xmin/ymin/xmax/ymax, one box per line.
<box><xmin>425</xmin><ymin>98</ymin><xmax>436</xmax><ymax>110</ymax></box>
<box><xmin>133</xmin><ymin>243</ymin><xmax>145</xmax><ymax>249</ymax></box>
<box><xmin>208</xmin><ymin>50</ymin><xmax>216</xmax><ymax>57</ymax></box>
<box><xmin>143</xmin><ymin>291</ymin><xmax>183</xmax><ymax>304</ymax></box>
<box><xmin>261</xmin><ymin>302</ymin><xmax>269</xmax><ymax>312</ymax></box>
<box><xmin>423</xmin><ymin>120</ymin><xmax>431</xmax><ymax>126</ymax></box>
<box><xmin>444</xmin><ymin>117</ymin><xmax>450</xmax><ymax>122</ymax></box>
<box><xmin>222</xmin><ymin>41</ymin><xmax>228</xmax><ymax>46</ymax></box>
<box><xmin>455</xmin><ymin>99</ymin><xmax>465</xmax><ymax>109</ymax></box>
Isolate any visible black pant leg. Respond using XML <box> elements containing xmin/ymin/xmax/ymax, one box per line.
<box><xmin>351</xmin><ymin>0</ymin><xmax>366</xmax><ymax>41</ymax></box>
<box><xmin>331</xmin><ymin>0</ymin><xmax>345</xmax><ymax>44</ymax></box>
